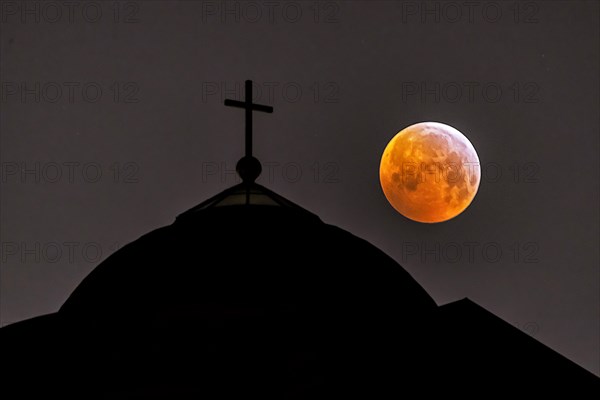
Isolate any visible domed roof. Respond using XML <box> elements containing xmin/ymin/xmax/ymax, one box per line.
<box><xmin>60</xmin><ymin>184</ymin><xmax>436</xmax><ymax>323</ymax></box>
<box><xmin>61</xmin><ymin>79</ymin><xmax>435</xmax><ymax>324</ymax></box>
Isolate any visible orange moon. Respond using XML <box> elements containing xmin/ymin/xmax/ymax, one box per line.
<box><xmin>379</xmin><ymin>122</ymin><xmax>481</xmax><ymax>223</ymax></box>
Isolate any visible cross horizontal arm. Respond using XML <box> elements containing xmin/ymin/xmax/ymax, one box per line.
<box><xmin>224</xmin><ymin>99</ymin><xmax>273</xmax><ymax>113</ymax></box>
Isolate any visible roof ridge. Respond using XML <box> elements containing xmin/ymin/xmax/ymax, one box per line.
<box><xmin>175</xmin><ymin>182</ymin><xmax>318</xmax><ymax>221</ymax></box>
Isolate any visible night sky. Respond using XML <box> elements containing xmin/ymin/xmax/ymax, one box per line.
<box><xmin>1</xmin><ymin>1</ymin><xmax>598</xmax><ymax>375</ymax></box>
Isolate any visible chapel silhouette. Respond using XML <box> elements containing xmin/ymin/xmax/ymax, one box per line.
<box><xmin>2</xmin><ymin>81</ymin><xmax>598</xmax><ymax>398</ymax></box>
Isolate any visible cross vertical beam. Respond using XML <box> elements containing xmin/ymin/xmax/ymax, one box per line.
<box><xmin>224</xmin><ymin>80</ymin><xmax>274</xmax><ymax>158</ymax></box>
<box><xmin>244</xmin><ymin>80</ymin><xmax>252</xmax><ymax>157</ymax></box>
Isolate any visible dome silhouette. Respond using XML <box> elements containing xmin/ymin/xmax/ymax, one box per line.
<box><xmin>60</xmin><ymin>186</ymin><xmax>437</xmax><ymax>323</ymax></box>
<box><xmin>3</xmin><ymin>188</ymin><xmax>598</xmax><ymax>397</ymax></box>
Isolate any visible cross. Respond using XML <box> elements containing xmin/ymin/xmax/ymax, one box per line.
<box><xmin>224</xmin><ymin>80</ymin><xmax>274</xmax><ymax>158</ymax></box>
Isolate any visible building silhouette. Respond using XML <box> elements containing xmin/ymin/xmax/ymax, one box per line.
<box><xmin>2</xmin><ymin>81</ymin><xmax>598</xmax><ymax>398</ymax></box>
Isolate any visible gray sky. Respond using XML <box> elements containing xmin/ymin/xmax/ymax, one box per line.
<box><xmin>1</xmin><ymin>0</ymin><xmax>598</xmax><ymax>375</ymax></box>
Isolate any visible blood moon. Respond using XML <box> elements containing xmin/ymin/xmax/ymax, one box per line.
<box><xmin>379</xmin><ymin>122</ymin><xmax>481</xmax><ymax>223</ymax></box>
